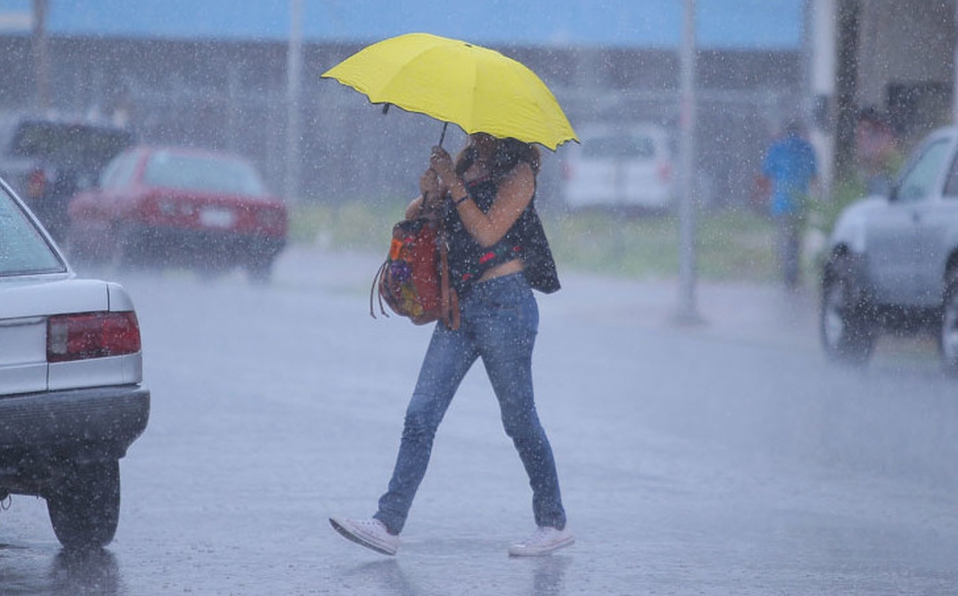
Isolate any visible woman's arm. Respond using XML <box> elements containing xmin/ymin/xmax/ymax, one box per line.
<box><xmin>405</xmin><ymin>167</ymin><xmax>444</xmax><ymax>220</ymax></box>
<box><xmin>405</xmin><ymin>195</ymin><xmax>424</xmax><ymax>220</ymax></box>
<box><xmin>451</xmin><ymin>163</ymin><xmax>534</xmax><ymax>247</ymax></box>
<box><xmin>430</xmin><ymin>147</ymin><xmax>535</xmax><ymax>247</ymax></box>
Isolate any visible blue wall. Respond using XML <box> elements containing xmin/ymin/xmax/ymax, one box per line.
<box><xmin>0</xmin><ymin>0</ymin><xmax>803</xmax><ymax>49</ymax></box>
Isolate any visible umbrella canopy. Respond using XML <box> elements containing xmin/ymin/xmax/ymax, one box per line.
<box><xmin>321</xmin><ymin>32</ymin><xmax>577</xmax><ymax>150</ymax></box>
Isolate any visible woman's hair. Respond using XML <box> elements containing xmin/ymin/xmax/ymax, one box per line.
<box><xmin>455</xmin><ymin>136</ymin><xmax>540</xmax><ymax>180</ymax></box>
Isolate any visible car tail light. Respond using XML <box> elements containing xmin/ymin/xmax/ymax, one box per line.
<box><xmin>27</xmin><ymin>168</ymin><xmax>47</xmax><ymax>199</ymax></box>
<box><xmin>47</xmin><ymin>312</ymin><xmax>142</xmax><ymax>363</ymax></box>
<box><xmin>143</xmin><ymin>193</ymin><xmax>195</xmax><ymax>222</ymax></box>
<box><xmin>657</xmin><ymin>161</ymin><xmax>672</xmax><ymax>182</ymax></box>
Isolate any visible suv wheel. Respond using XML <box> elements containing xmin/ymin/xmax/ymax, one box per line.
<box><xmin>46</xmin><ymin>461</ymin><xmax>120</xmax><ymax>549</ymax></box>
<box><xmin>820</xmin><ymin>257</ymin><xmax>875</xmax><ymax>365</ymax></box>
<box><xmin>940</xmin><ymin>269</ymin><xmax>958</xmax><ymax>376</ymax></box>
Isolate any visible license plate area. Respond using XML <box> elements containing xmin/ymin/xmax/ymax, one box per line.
<box><xmin>199</xmin><ymin>207</ymin><xmax>235</xmax><ymax>228</ymax></box>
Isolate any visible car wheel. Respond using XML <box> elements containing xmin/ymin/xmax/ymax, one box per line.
<box><xmin>820</xmin><ymin>256</ymin><xmax>875</xmax><ymax>365</ymax></box>
<box><xmin>109</xmin><ymin>224</ymin><xmax>134</xmax><ymax>270</ymax></box>
<box><xmin>46</xmin><ymin>461</ymin><xmax>120</xmax><ymax>550</ymax></box>
<box><xmin>940</xmin><ymin>269</ymin><xmax>958</xmax><ymax>376</ymax></box>
<box><xmin>193</xmin><ymin>256</ymin><xmax>232</xmax><ymax>280</ymax></box>
<box><xmin>110</xmin><ymin>223</ymin><xmax>150</xmax><ymax>271</ymax></box>
<box><xmin>245</xmin><ymin>255</ymin><xmax>274</xmax><ymax>284</ymax></box>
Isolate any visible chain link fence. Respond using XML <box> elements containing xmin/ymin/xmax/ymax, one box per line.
<box><xmin>0</xmin><ymin>35</ymin><xmax>802</xmax><ymax>213</ymax></box>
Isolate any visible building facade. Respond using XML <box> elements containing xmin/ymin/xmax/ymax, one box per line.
<box><xmin>809</xmin><ymin>0</ymin><xmax>957</xmax><ymax>189</ymax></box>
<box><xmin>0</xmin><ymin>34</ymin><xmax>803</xmax><ymax>208</ymax></box>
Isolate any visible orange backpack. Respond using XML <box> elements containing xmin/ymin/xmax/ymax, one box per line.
<box><xmin>371</xmin><ymin>217</ymin><xmax>459</xmax><ymax>329</ymax></box>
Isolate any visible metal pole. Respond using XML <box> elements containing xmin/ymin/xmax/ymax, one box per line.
<box><xmin>676</xmin><ymin>0</ymin><xmax>701</xmax><ymax>323</ymax></box>
<box><xmin>32</xmin><ymin>0</ymin><xmax>49</xmax><ymax>111</ymax></box>
<box><xmin>954</xmin><ymin>0</ymin><xmax>958</xmax><ymax>124</ymax></box>
<box><xmin>285</xmin><ymin>0</ymin><xmax>303</xmax><ymax>203</ymax></box>
<box><xmin>808</xmin><ymin>0</ymin><xmax>837</xmax><ymax>200</ymax></box>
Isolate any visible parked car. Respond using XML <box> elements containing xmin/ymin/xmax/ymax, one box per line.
<box><xmin>820</xmin><ymin>126</ymin><xmax>958</xmax><ymax>374</ymax></box>
<box><xmin>0</xmin><ymin>176</ymin><xmax>149</xmax><ymax>548</ymax></box>
<box><xmin>561</xmin><ymin>123</ymin><xmax>675</xmax><ymax>212</ymax></box>
<box><xmin>0</xmin><ymin>115</ymin><xmax>135</xmax><ymax>243</ymax></box>
<box><xmin>67</xmin><ymin>145</ymin><xmax>288</xmax><ymax>282</ymax></box>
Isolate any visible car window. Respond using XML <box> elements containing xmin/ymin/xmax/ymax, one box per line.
<box><xmin>582</xmin><ymin>134</ymin><xmax>656</xmax><ymax>160</ymax></box>
<box><xmin>941</xmin><ymin>151</ymin><xmax>958</xmax><ymax>198</ymax></box>
<box><xmin>9</xmin><ymin>121</ymin><xmax>134</xmax><ymax>170</ymax></box>
<box><xmin>142</xmin><ymin>151</ymin><xmax>267</xmax><ymax>196</ymax></box>
<box><xmin>896</xmin><ymin>139</ymin><xmax>952</xmax><ymax>203</ymax></box>
<box><xmin>0</xmin><ymin>186</ymin><xmax>66</xmax><ymax>276</ymax></box>
<box><xmin>100</xmin><ymin>151</ymin><xmax>140</xmax><ymax>189</ymax></box>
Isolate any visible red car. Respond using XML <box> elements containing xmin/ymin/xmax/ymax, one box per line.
<box><xmin>67</xmin><ymin>146</ymin><xmax>288</xmax><ymax>282</ymax></box>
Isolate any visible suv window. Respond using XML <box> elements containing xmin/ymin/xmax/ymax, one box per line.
<box><xmin>0</xmin><ymin>186</ymin><xmax>65</xmax><ymax>276</ymax></box>
<box><xmin>582</xmin><ymin>134</ymin><xmax>656</xmax><ymax>160</ymax></box>
<box><xmin>897</xmin><ymin>139</ymin><xmax>951</xmax><ymax>203</ymax></box>
<box><xmin>941</xmin><ymin>150</ymin><xmax>958</xmax><ymax>198</ymax></box>
<box><xmin>9</xmin><ymin>120</ymin><xmax>134</xmax><ymax>170</ymax></box>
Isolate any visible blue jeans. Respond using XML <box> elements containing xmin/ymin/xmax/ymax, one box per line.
<box><xmin>775</xmin><ymin>213</ymin><xmax>802</xmax><ymax>288</ymax></box>
<box><xmin>374</xmin><ymin>273</ymin><xmax>567</xmax><ymax>535</ymax></box>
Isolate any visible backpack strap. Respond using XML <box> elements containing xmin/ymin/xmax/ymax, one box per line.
<box><xmin>370</xmin><ymin>259</ymin><xmax>389</xmax><ymax>319</ymax></box>
<box><xmin>437</xmin><ymin>220</ymin><xmax>460</xmax><ymax>330</ymax></box>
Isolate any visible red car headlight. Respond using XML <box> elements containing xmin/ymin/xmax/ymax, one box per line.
<box><xmin>47</xmin><ymin>312</ymin><xmax>142</xmax><ymax>363</ymax></box>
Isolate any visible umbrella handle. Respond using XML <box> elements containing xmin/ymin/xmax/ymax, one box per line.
<box><xmin>383</xmin><ymin>103</ymin><xmax>445</xmax><ymax>148</ymax></box>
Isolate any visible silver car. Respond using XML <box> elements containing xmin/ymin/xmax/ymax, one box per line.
<box><xmin>821</xmin><ymin>126</ymin><xmax>958</xmax><ymax>373</ymax></box>
<box><xmin>0</xmin><ymin>176</ymin><xmax>149</xmax><ymax>548</ymax></box>
<box><xmin>561</xmin><ymin>123</ymin><xmax>674</xmax><ymax>212</ymax></box>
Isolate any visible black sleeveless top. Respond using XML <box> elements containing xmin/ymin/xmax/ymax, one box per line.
<box><xmin>443</xmin><ymin>176</ymin><xmax>560</xmax><ymax>297</ymax></box>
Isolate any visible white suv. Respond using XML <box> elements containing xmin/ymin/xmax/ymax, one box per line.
<box><xmin>561</xmin><ymin>123</ymin><xmax>674</xmax><ymax>212</ymax></box>
<box><xmin>0</xmin><ymin>176</ymin><xmax>149</xmax><ymax>548</ymax></box>
<box><xmin>821</xmin><ymin>126</ymin><xmax>958</xmax><ymax>373</ymax></box>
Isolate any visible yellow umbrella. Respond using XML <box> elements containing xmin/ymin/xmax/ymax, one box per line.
<box><xmin>321</xmin><ymin>32</ymin><xmax>577</xmax><ymax>150</ymax></box>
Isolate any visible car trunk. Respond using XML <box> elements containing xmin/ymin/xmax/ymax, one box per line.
<box><xmin>0</xmin><ymin>277</ymin><xmax>110</xmax><ymax>395</ymax></box>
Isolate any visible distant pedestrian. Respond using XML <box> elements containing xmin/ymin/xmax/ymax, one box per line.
<box><xmin>761</xmin><ymin>119</ymin><xmax>819</xmax><ymax>289</ymax></box>
<box><xmin>329</xmin><ymin>133</ymin><xmax>572</xmax><ymax>557</ymax></box>
<box><xmin>855</xmin><ymin>106</ymin><xmax>899</xmax><ymax>195</ymax></box>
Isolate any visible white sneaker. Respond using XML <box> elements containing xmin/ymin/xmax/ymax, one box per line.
<box><xmin>329</xmin><ymin>517</ymin><xmax>400</xmax><ymax>556</ymax></box>
<box><xmin>508</xmin><ymin>526</ymin><xmax>575</xmax><ymax>556</ymax></box>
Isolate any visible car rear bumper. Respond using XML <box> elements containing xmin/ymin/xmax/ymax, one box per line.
<box><xmin>0</xmin><ymin>384</ymin><xmax>150</xmax><ymax>464</ymax></box>
<box><xmin>563</xmin><ymin>186</ymin><xmax>673</xmax><ymax>209</ymax></box>
<box><xmin>135</xmin><ymin>225</ymin><xmax>286</xmax><ymax>264</ymax></box>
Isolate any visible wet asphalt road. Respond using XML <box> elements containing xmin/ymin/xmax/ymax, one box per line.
<box><xmin>1</xmin><ymin>247</ymin><xmax>957</xmax><ymax>595</ymax></box>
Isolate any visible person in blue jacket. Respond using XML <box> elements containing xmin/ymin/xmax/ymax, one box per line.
<box><xmin>761</xmin><ymin>119</ymin><xmax>819</xmax><ymax>288</ymax></box>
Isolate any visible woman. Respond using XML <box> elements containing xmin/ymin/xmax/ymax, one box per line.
<box><xmin>330</xmin><ymin>133</ymin><xmax>572</xmax><ymax>557</ymax></box>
